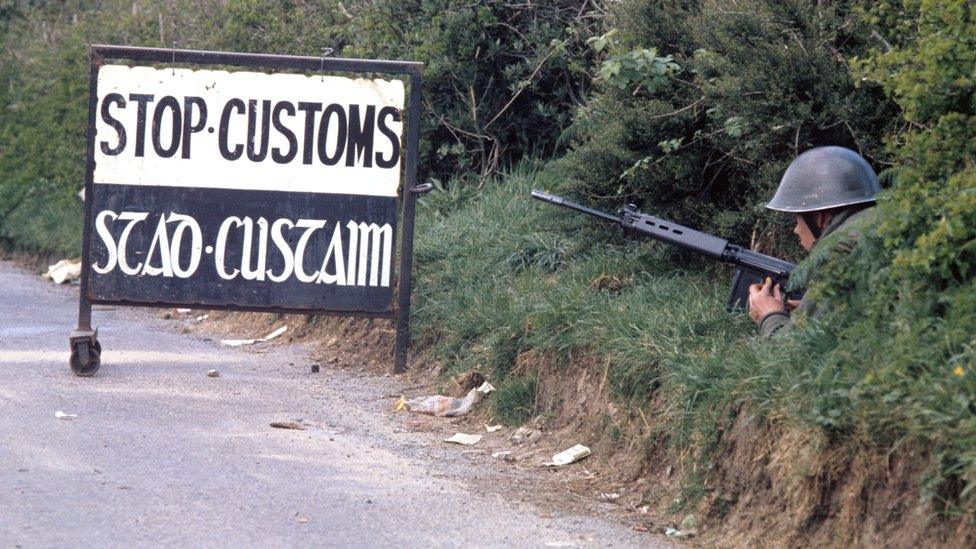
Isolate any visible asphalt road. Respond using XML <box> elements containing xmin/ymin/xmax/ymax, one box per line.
<box><xmin>0</xmin><ymin>261</ymin><xmax>664</xmax><ymax>548</ymax></box>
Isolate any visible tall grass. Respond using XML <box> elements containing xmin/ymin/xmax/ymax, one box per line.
<box><xmin>414</xmin><ymin>163</ymin><xmax>750</xmax><ymax>430</ymax></box>
<box><xmin>413</xmin><ymin>163</ymin><xmax>976</xmax><ymax>517</ymax></box>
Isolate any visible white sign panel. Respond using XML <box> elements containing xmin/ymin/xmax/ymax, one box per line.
<box><xmin>93</xmin><ymin>65</ymin><xmax>404</xmax><ymax>197</ymax></box>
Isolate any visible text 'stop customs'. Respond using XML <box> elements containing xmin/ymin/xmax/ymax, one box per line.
<box><xmin>94</xmin><ymin>65</ymin><xmax>404</xmax><ymax>197</ymax></box>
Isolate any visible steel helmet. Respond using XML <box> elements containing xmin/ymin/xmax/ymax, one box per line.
<box><xmin>766</xmin><ymin>146</ymin><xmax>880</xmax><ymax>213</ymax></box>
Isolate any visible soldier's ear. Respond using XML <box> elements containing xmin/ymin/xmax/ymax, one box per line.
<box><xmin>817</xmin><ymin>211</ymin><xmax>832</xmax><ymax>230</ymax></box>
<box><xmin>800</xmin><ymin>213</ymin><xmax>822</xmax><ymax>239</ymax></box>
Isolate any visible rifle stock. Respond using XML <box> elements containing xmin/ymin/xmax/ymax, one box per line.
<box><xmin>530</xmin><ymin>189</ymin><xmax>801</xmax><ymax>311</ymax></box>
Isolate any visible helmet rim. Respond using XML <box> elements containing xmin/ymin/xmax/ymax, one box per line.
<box><xmin>766</xmin><ymin>146</ymin><xmax>880</xmax><ymax>213</ymax></box>
<box><xmin>765</xmin><ymin>195</ymin><xmax>876</xmax><ymax>213</ymax></box>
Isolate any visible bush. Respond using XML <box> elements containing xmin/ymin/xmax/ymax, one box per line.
<box><xmin>557</xmin><ymin>0</ymin><xmax>900</xmax><ymax>257</ymax></box>
<box><xmin>0</xmin><ymin>4</ymin><xmax>90</xmax><ymax>254</ymax></box>
<box><xmin>341</xmin><ymin>0</ymin><xmax>603</xmax><ymax>180</ymax></box>
<box><xmin>839</xmin><ymin>0</ymin><xmax>976</xmax><ymax>511</ymax></box>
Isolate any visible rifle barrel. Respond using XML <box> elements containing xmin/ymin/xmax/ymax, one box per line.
<box><xmin>530</xmin><ymin>189</ymin><xmax>621</xmax><ymax>224</ymax></box>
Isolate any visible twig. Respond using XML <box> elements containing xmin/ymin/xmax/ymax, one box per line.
<box><xmin>468</xmin><ymin>85</ymin><xmax>480</xmax><ymax>128</ymax></box>
<box><xmin>645</xmin><ymin>96</ymin><xmax>705</xmax><ymax>121</ymax></box>
<box><xmin>842</xmin><ymin>120</ymin><xmax>862</xmax><ymax>154</ymax></box>
<box><xmin>870</xmin><ymin>30</ymin><xmax>893</xmax><ymax>52</ymax></box>
<box><xmin>485</xmin><ymin>48</ymin><xmax>556</xmax><ymax>129</ymax></box>
<box><xmin>794</xmin><ymin>122</ymin><xmax>803</xmax><ymax>155</ymax></box>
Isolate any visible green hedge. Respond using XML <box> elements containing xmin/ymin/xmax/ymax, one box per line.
<box><xmin>342</xmin><ymin>0</ymin><xmax>602</xmax><ymax>180</ymax></box>
<box><xmin>557</xmin><ymin>0</ymin><xmax>900</xmax><ymax>257</ymax></box>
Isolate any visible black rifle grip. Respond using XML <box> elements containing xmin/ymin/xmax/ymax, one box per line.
<box><xmin>727</xmin><ymin>269</ymin><xmax>804</xmax><ymax>312</ymax></box>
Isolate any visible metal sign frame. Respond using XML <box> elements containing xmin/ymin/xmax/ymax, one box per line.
<box><xmin>69</xmin><ymin>45</ymin><xmax>427</xmax><ymax>376</ymax></box>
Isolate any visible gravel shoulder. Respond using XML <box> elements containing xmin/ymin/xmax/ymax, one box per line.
<box><xmin>0</xmin><ymin>260</ymin><xmax>669</xmax><ymax>547</ymax></box>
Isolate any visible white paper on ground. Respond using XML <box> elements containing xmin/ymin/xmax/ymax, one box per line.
<box><xmin>220</xmin><ymin>326</ymin><xmax>287</xmax><ymax>347</ymax></box>
<box><xmin>544</xmin><ymin>444</ymin><xmax>591</xmax><ymax>466</ymax></box>
<box><xmin>219</xmin><ymin>339</ymin><xmax>256</xmax><ymax>347</ymax></box>
<box><xmin>444</xmin><ymin>433</ymin><xmax>482</xmax><ymax>445</ymax></box>
<box><xmin>45</xmin><ymin>260</ymin><xmax>82</xmax><ymax>284</ymax></box>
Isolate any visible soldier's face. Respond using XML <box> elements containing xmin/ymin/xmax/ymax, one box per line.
<box><xmin>794</xmin><ymin>215</ymin><xmax>817</xmax><ymax>251</ymax></box>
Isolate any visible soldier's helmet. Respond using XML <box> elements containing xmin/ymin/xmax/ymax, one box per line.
<box><xmin>766</xmin><ymin>146</ymin><xmax>880</xmax><ymax>213</ymax></box>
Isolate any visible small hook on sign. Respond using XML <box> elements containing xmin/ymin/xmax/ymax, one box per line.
<box><xmin>171</xmin><ymin>41</ymin><xmax>178</xmax><ymax>75</ymax></box>
<box><xmin>319</xmin><ymin>47</ymin><xmax>333</xmax><ymax>81</ymax></box>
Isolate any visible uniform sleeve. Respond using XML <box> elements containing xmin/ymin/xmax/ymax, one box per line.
<box><xmin>759</xmin><ymin>311</ymin><xmax>791</xmax><ymax>338</ymax></box>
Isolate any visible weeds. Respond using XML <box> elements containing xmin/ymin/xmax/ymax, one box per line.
<box><xmin>414</xmin><ymin>162</ymin><xmax>976</xmax><ymax>518</ymax></box>
<box><xmin>492</xmin><ymin>376</ymin><xmax>538</xmax><ymax>426</ymax></box>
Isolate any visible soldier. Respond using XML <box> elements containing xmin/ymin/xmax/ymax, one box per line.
<box><xmin>748</xmin><ymin>146</ymin><xmax>881</xmax><ymax>337</ymax></box>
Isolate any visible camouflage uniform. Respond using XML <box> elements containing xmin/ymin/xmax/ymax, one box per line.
<box><xmin>759</xmin><ymin>206</ymin><xmax>874</xmax><ymax>337</ymax></box>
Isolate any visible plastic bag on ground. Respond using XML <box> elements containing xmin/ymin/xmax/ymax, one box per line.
<box><xmin>44</xmin><ymin>260</ymin><xmax>81</xmax><ymax>284</ymax></box>
<box><xmin>405</xmin><ymin>388</ymin><xmax>479</xmax><ymax>417</ymax></box>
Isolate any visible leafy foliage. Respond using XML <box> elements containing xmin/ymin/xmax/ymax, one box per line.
<box><xmin>558</xmin><ymin>0</ymin><xmax>900</xmax><ymax>258</ymax></box>
<box><xmin>829</xmin><ymin>0</ymin><xmax>976</xmax><ymax>511</ymax></box>
<box><xmin>341</xmin><ymin>0</ymin><xmax>603</xmax><ymax>179</ymax></box>
<box><xmin>588</xmin><ymin>30</ymin><xmax>679</xmax><ymax>93</ymax></box>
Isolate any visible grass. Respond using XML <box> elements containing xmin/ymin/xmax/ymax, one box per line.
<box><xmin>412</xmin><ymin>162</ymin><xmax>976</xmax><ymax>520</ymax></box>
<box><xmin>492</xmin><ymin>375</ymin><xmax>538</xmax><ymax>426</ymax></box>
<box><xmin>413</xmin><ymin>163</ymin><xmax>753</xmax><ymax>451</ymax></box>
<box><xmin>414</xmin><ymin>162</ymin><xmax>747</xmax><ymax>384</ymax></box>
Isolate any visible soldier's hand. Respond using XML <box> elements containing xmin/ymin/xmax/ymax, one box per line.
<box><xmin>747</xmin><ymin>277</ymin><xmax>788</xmax><ymax>324</ymax></box>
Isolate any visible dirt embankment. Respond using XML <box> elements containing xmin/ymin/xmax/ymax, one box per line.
<box><xmin>162</xmin><ymin>307</ymin><xmax>973</xmax><ymax>548</ymax></box>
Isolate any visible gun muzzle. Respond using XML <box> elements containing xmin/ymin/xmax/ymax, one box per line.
<box><xmin>530</xmin><ymin>189</ymin><xmax>622</xmax><ymax>224</ymax></box>
<box><xmin>530</xmin><ymin>189</ymin><xmax>563</xmax><ymax>205</ymax></box>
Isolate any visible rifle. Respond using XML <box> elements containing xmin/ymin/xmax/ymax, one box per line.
<box><xmin>530</xmin><ymin>189</ymin><xmax>801</xmax><ymax>311</ymax></box>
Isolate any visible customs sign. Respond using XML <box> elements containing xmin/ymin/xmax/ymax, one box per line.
<box><xmin>70</xmin><ymin>46</ymin><xmax>425</xmax><ymax>376</ymax></box>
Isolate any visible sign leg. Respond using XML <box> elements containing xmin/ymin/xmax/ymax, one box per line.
<box><xmin>393</xmin><ymin>70</ymin><xmax>425</xmax><ymax>374</ymax></box>
<box><xmin>393</xmin><ymin>185</ymin><xmax>420</xmax><ymax>374</ymax></box>
<box><xmin>68</xmin><ymin>47</ymin><xmax>102</xmax><ymax>377</ymax></box>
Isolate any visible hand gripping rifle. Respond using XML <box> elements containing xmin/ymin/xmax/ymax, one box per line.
<box><xmin>530</xmin><ymin>189</ymin><xmax>801</xmax><ymax>311</ymax></box>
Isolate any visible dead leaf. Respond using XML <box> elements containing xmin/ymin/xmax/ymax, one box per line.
<box><xmin>270</xmin><ymin>421</ymin><xmax>305</xmax><ymax>430</ymax></box>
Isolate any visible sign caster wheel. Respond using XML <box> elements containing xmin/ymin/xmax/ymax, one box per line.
<box><xmin>69</xmin><ymin>339</ymin><xmax>101</xmax><ymax>377</ymax></box>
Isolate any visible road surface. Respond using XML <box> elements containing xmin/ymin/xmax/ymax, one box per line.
<box><xmin>0</xmin><ymin>261</ymin><xmax>665</xmax><ymax>547</ymax></box>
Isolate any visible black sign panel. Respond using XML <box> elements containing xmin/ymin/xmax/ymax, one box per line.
<box><xmin>89</xmin><ymin>186</ymin><xmax>397</xmax><ymax>312</ymax></box>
